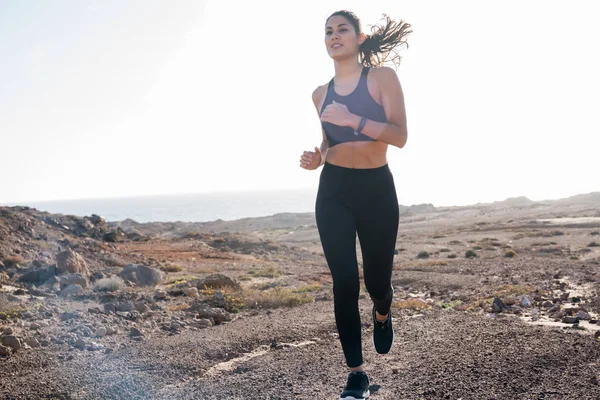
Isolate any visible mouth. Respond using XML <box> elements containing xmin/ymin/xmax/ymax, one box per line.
<box><xmin>331</xmin><ymin>43</ymin><xmax>343</xmax><ymax>49</ymax></box>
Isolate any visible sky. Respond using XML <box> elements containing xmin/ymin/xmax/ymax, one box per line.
<box><xmin>1</xmin><ymin>0</ymin><xmax>599</xmax><ymax>207</ymax></box>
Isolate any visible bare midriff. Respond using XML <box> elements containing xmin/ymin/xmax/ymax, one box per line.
<box><xmin>325</xmin><ymin>141</ymin><xmax>388</xmax><ymax>169</ymax></box>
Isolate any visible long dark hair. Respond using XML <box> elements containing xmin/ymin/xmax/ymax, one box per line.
<box><xmin>327</xmin><ymin>10</ymin><xmax>412</xmax><ymax>68</ymax></box>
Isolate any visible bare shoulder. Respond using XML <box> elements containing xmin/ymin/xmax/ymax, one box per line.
<box><xmin>370</xmin><ymin>66</ymin><xmax>401</xmax><ymax>86</ymax></box>
<box><xmin>312</xmin><ymin>83</ymin><xmax>328</xmax><ymax>112</ymax></box>
<box><xmin>312</xmin><ymin>84</ymin><xmax>328</xmax><ymax>107</ymax></box>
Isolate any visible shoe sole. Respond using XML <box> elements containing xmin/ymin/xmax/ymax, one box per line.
<box><xmin>339</xmin><ymin>389</ymin><xmax>371</xmax><ymax>400</ymax></box>
<box><xmin>372</xmin><ymin>322</ymin><xmax>394</xmax><ymax>354</ymax></box>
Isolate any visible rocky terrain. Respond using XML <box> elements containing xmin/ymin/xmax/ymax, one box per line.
<box><xmin>1</xmin><ymin>192</ymin><xmax>600</xmax><ymax>399</ymax></box>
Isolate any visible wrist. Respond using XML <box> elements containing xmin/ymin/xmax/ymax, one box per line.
<box><xmin>349</xmin><ymin>113</ymin><xmax>362</xmax><ymax>130</ymax></box>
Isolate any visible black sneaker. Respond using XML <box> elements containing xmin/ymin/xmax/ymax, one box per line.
<box><xmin>339</xmin><ymin>371</ymin><xmax>370</xmax><ymax>400</ymax></box>
<box><xmin>372</xmin><ymin>305</ymin><xmax>394</xmax><ymax>354</ymax></box>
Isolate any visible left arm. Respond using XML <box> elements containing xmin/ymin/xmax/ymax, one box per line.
<box><xmin>351</xmin><ymin>67</ymin><xmax>408</xmax><ymax>148</ymax></box>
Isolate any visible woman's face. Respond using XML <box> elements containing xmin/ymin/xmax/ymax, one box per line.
<box><xmin>325</xmin><ymin>15</ymin><xmax>363</xmax><ymax>59</ymax></box>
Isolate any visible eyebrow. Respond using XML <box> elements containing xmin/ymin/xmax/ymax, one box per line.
<box><xmin>325</xmin><ymin>23</ymin><xmax>349</xmax><ymax>30</ymax></box>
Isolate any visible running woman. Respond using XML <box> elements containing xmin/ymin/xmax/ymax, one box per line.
<box><xmin>299</xmin><ymin>10</ymin><xmax>411</xmax><ymax>400</ymax></box>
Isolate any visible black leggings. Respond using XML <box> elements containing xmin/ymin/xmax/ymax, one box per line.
<box><xmin>315</xmin><ymin>161</ymin><xmax>399</xmax><ymax>368</ymax></box>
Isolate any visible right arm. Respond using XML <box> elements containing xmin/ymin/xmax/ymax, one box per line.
<box><xmin>312</xmin><ymin>85</ymin><xmax>329</xmax><ymax>167</ymax></box>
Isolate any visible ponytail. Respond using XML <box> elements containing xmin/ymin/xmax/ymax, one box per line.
<box><xmin>327</xmin><ymin>11</ymin><xmax>412</xmax><ymax>69</ymax></box>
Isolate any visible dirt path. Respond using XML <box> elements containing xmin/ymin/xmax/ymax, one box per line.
<box><xmin>2</xmin><ymin>299</ymin><xmax>600</xmax><ymax>399</ymax></box>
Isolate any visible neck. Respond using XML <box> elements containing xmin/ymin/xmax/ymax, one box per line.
<box><xmin>333</xmin><ymin>57</ymin><xmax>363</xmax><ymax>79</ymax></box>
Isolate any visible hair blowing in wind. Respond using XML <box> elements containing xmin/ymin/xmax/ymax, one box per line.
<box><xmin>328</xmin><ymin>10</ymin><xmax>413</xmax><ymax>68</ymax></box>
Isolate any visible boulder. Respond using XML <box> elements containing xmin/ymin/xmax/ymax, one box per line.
<box><xmin>59</xmin><ymin>273</ymin><xmax>88</xmax><ymax>289</ymax></box>
<box><xmin>56</xmin><ymin>249</ymin><xmax>90</xmax><ymax>276</ymax></box>
<box><xmin>118</xmin><ymin>264</ymin><xmax>163</xmax><ymax>287</ymax></box>
<box><xmin>18</xmin><ymin>265</ymin><xmax>57</xmax><ymax>284</ymax></box>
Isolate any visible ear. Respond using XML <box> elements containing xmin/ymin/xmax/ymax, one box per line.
<box><xmin>358</xmin><ymin>32</ymin><xmax>366</xmax><ymax>45</ymax></box>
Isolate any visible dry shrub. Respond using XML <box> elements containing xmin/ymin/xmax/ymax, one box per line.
<box><xmin>92</xmin><ymin>276</ymin><xmax>125</xmax><ymax>292</ymax></box>
<box><xmin>241</xmin><ymin>287</ymin><xmax>313</xmax><ymax>309</ymax></box>
<box><xmin>251</xmin><ymin>266</ymin><xmax>281</xmax><ymax>278</ymax></box>
<box><xmin>588</xmin><ymin>242</ymin><xmax>600</xmax><ymax>248</ymax></box>
<box><xmin>492</xmin><ymin>284</ymin><xmax>534</xmax><ymax>298</ymax></box>
<box><xmin>465</xmin><ymin>250</ymin><xmax>478</xmax><ymax>258</ymax></box>
<box><xmin>416</xmin><ymin>251</ymin><xmax>430</xmax><ymax>259</ymax></box>
<box><xmin>160</xmin><ymin>263</ymin><xmax>184</xmax><ymax>273</ymax></box>
<box><xmin>166</xmin><ymin>303</ymin><xmax>191</xmax><ymax>312</ymax></box>
<box><xmin>504</xmin><ymin>250</ymin><xmax>517</xmax><ymax>258</ymax></box>
<box><xmin>3</xmin><ymin>255</ymin><xmax>25</xmax><ymax>267</ymax></box>
<box><xmin>391</xmin><ymin>298</ymin><xmax>430</xmax><ymax>311</ymax></box>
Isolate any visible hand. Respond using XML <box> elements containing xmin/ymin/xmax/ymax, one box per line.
<box><xmin>320</xmin><ymin>101</ymin><xmax>358</xmax><ymax>127</ymax></box>
<box><xmin>299</xmin><ymin>147</ymin><xmax>322</xmax><ymax>170</ymax></box>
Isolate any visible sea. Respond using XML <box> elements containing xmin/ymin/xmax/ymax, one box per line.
<box><xmin>3</xmin><ymin>189</ymin><xmax>318</xmax><ymax>223</ymax></box>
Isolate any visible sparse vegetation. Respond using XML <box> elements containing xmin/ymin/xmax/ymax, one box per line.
<box><xmin>439</xmin><ymin>299</ymin><xmax>462</xmax><ymax>309</ymax></box>
<box><xmin>587</xmin><ymin>242</ymin><xmax>600</xmax><ymax>247</ymax></box>
<box><xmin>590</xmin><ymin>231</ymin><xmax>600</xmax><ymax>236</ymax></box>
<box><xmin>504</xmin><ymin>250</ymin><xmax>517</xmax><ymax>258</ymax></box>
<box><xmin>160</xmin><ymin>263</ymin><xmax>184</xmax><ymax>273</ymax></box>
<box><xmin>164</xmin><ymin>276</ymin><xmax>197</xmax><ymax>287</ymax></box>
<box><xmin>251</xmin><ymin>266</ymin><xmax>282</xmax><ymax>278</ymax></box>
<box><xmin>3</xmin><ymin>255</ymin><xmax>25</xmax><ymax>267</ymax></box>
<box><xmin>473</xmin><ymin>246</ymin><xmax>483</xmax><ymax>250</ymax></box>
<box><xmin>392</xmin><ymin>298</ymin><xmax>430</xmax><ymax>311</ymax></box>
<box><xmin>447</xmin><ymin>254</ymin><xmax>457</xmax><ymax>259</ymax></box>
<box><xmin>465</xmin><ymin>250</ymin><xmax>477</xmax><ymax>258</ymax></box>
<box><xmin>92</xmin><ymin>276</ymin><xmax>125</xmax><ymax>292</ymax></box>
<box><xmin>416</xmin><ymin>251</ymin><xmax>430</xmax><ymax>259</ymax></box>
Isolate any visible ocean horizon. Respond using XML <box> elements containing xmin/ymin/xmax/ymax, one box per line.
<box><xmin>1</xmin><ymin>189</ymin><xmax>319</xmax><ymax>223</ymax></box>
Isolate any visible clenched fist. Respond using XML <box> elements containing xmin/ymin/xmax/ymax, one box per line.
<box><xmin>299</xmin><ymin>147</ymin><xmax>322</xmax><ymax>170</ymax></box>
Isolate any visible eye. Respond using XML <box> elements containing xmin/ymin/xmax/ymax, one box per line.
<box><xmin>339</xmin><ymin>28</ymin><xmax>348</xmax><ymax>33</ymax></box>
<box><xmin>326</xmin><ymin>31</ymin><xmax>332</xmax><ymax>35</ymax></box>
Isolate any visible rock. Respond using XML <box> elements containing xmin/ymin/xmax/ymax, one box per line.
<box><xmin>594</xmin><ymin>331</ymin><xmax>600</xmax><ymax>339</ymax></box>
<box><xmin>103</xmin><ymin>303</ymin><xmax>117</xmax><ymax>313</ymax></box>
<box><xmin>117</xmin><ymin>301</ymin><xmax>134</xmax><ymax>312</ymax></box>
<box><xmin>134</xmin><ymin>302</ymin><xmax>151</xmax><ymax>314</ymax></box>
<box><xmin>18</xmin><ymin>265</ymin><xmax>57</xmax><ymax>284</ymax></box>
<box><xmin>191</xmin><ymin>318</ymin><xmax>212</xmax><ymax>329</ymax></box>
<box><xmin>2</xmin><ymin>327</ymin><xmax>13</xmax><ymax>335</ymax></box>
<box><xmin>95</xmin><ymin>327</ymin><xmax>107</xmax><ymax>337</ymax></box>
<box><xmin>1</xmin><ymin>335</ymin><xmax>21</xmax><ymax>352</ymax></box>
<box><xmin>184</xmin><ymin>287</ymin><xmax>199</xmax><ymax>298</ymax></box>
<box><xmin>13</xmin><ymin>289</ymin><xmax>26</xmax><ymax>296</ymax></box>
<box><xmin>103</xmin><ymin>228</ymin><xmax>126</xmax><ymax>243</ymax></box>
<box><xmin>106</xmin><ymin>327</ymin><xmax>118</xmax><ymax>336</ymax></box>
<box><xmin>542</xmin><ymin>301</ymin><xmax>554</xmax><ymax>308</ymax></box>
<box><xmin>59</xmin><ymin>273</ymin><xmax>88</xmax><ymax>289</ymax></box>
<box><xmin>87</xmin><ymin>342</ymin><xmax>103</xmax><ymax>351</ymax></box>
<box><xmin>492</xmin><ymin>297</ymin><xmax>506</xmax><ymax>313</ymax></box>
<box><xmin>215</xmin><ymin>290</ymin><xmax>225</xmax><ymax>301</ymax></box>
<box><xmin>191</xmin><ymin>274</ymin><xmax>241</xmax><ymax>291</ymax></box>
<box><xmin>29</xmin><ymin>322</ymin><xmax>42</xmax><ymax>330</ymax></box>
<box><xmin>562</xmin><ymin>316</ymin><xmax>579</xmax><ymax>324</ymax></box>
<box><xmin>43</xmin><ymin>275</ymin><xmax>61</xmax><ymax>288</ymax></box>
<box><xmin>154</xmin><ymin>290</ymin><xmax>167</xmax><ymax>300</ymax></box>
<box><xmin>520</xmin><ymin>296</ymin><xmax>533</xmax><ymax>308</ymax></box>
<box><xmin>88</xmin><ymin>307</ymin><xmax>103</xmax><ymax>314</ymax></box>
<box><xmin>0</xmin><ymin>345</ymin><xmax>11</xmax><ymax>356</ymax></box>
<box><xmin>575</xmin><ymin>310</ymin><xmax>591</xmax><ymax>320</ymax></box>
<box><xmin>60</xmin><ymin>312</ymin><xmax>76</xmax><ymax>321</ymax></box>
<box><xmin>60</xmin><ymin>284</ymin><xmax>84</xmax><ymax>297</ymax></box>
<box><xmin>118</xmin><ymin>264</ymin><xmax>163</xmax><ymax>287</ymax></box>
<box><xmin>187</xmin><ymin>303</ymin><xmax>232</xmax><ymax>324</ymax></box>
<box><xmin>130</xmin><ymin>327</ymin><xmax>143</xmax><ymax>337</ymax></box>
<box><xmin>74</xmin><ymin>338</ymin><xmax>86</xmax><ymax>350</ymax></box>
<box><xmin>26</xmin><ymin>339</ymin><xmax>40</xmax><ymax>348</ymax></box>
<box><xmin>56</xmin><ymin>248</ymin><xmax>90</xmax><ymax>277</ymax></box>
